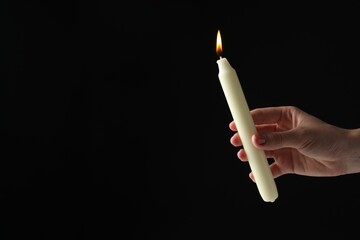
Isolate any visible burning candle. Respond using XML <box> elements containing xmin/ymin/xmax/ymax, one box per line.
<box><xmin>216</xmin><ymin>30</ymin><xmax>278</xmax><ymax>202</ymax></box>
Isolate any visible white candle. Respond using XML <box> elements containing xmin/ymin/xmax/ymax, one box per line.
<box><xmin>216</xmin><ymin>30</ymin><xmax>278</xmax><ymax>202</ymax></box>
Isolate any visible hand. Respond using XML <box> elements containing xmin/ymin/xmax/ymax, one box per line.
<box><xmin>229</xmin><ymin>106</ymin><xmax>360</xmax><ymax>181</ymax></box>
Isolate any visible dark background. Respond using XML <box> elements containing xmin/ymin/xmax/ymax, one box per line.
<box><xmin>2</xmin><ymin>0</ymin><xmax>360</xmax><ymax>239</ymax></box>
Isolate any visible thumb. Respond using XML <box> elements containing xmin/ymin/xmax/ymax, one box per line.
<box><xmin>252</xmin><ymin>130</ymin><xmax>301</xmax><ymax>151</ymax></box>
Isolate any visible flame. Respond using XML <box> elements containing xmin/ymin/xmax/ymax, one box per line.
<box><xmin>216</xmin><ymin>30</ymin><xmax>222</xmax><ymax>57</ymax></box>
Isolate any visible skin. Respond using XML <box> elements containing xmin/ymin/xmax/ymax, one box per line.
<box><xmin>229</xmin><ymin>106</ymin><xmax>360</xmax><ymax>182</ymax></box>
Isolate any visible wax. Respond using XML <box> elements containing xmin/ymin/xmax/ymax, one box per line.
<box><xmin>217</xmin><ymin>57</ymin><xmax>278</xmax><ymax>202</ymax></box>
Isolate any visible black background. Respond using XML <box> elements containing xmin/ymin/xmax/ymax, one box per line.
<box><xmin>3</xmin><ymin>0</ymin><xmax>360</xmax><ymax>239</ymax></box>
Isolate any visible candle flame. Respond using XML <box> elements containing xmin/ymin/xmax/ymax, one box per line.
<box><xmin>216</xmin><ymin>30</ymin><xmax>223</xmax><ymax>57</ymax></box>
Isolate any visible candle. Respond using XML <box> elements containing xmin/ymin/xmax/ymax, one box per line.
<box><xmin>216</xmin><ymin>30</ymin><xmax>278</xmax><ymax>202</ymax></box>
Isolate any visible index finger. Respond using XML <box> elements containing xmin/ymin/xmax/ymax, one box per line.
<box><xmin>251</xmin><ymin>106</ymin><xmax>295</xmax><ymax>126</ymax></box>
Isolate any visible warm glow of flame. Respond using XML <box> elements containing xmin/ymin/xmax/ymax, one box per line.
<box><xmin>216</xmin><ymin>30</ymin><xmax>222</xmax><ymax>57</ymax></box>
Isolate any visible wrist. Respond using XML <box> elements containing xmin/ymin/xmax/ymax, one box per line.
<box><xmin>345</xmin><ymin>128</ymin><xmax>360</xmax><ymax>174</ymax></box>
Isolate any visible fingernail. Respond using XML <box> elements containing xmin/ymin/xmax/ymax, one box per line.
<box><xmin>257</xmin><ymin>135</ymin><xmax>266</xmax><ymax>145</ymax></box>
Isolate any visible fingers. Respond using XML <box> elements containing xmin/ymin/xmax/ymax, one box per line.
<box><xmin>230</xmin><ymin>132</ymin><xmax>241</xmax><ymax>146</ymax></box>
<box><xmin>229</xmin><ymin>106</ymin><xmax>303</xmax><ymax>182</ymax></box>
<box><xmin>230</xmin><ymin>106</ymin><xmax>301</xmax><ymax>133</ymax></box>
<box><xmin>229</xmin><ymin>121</ymin><xmax>237</xmax><ymax>131</ymax></box>
<box><xmin>230</xmin><ymin>124</ymin><xmax>278</xmax><ymax>147</ymax></box>
<box><xmin>237</xmin><ymin>149</ymin><xmax>247</xmax><ymax>161</ymax></box>
<box><xmin>250</xmin><ymin>106</ymin><xmax>286</xmax><ymax>125</ymax></box>
<box><xmin>249</xmin><ymin>162</ymin><xmax>285</xmax><ymax>182</ymax></box>
<box><xmin>269</xmin><ymin>162</ymin><xmax>284</xmax><ymax>179</ymax></box>
<box><xmin>252</xmin><ymin>130</ymin><xmax>301</xmax><ymax>150</ymax></box>
<box><xmin>240</xmin><ymin>150</ymin><xmax>285</xmax><ymax>182</ymax></box>
<box><xmin>251</xmin><ymin>106</ymin><xmax>302</xmax><ymax>130</ymax></box>
<box><xmin>237</xmin><ymin>148</ymin><xmax>276</xmax><ymax>161</ymax></box>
